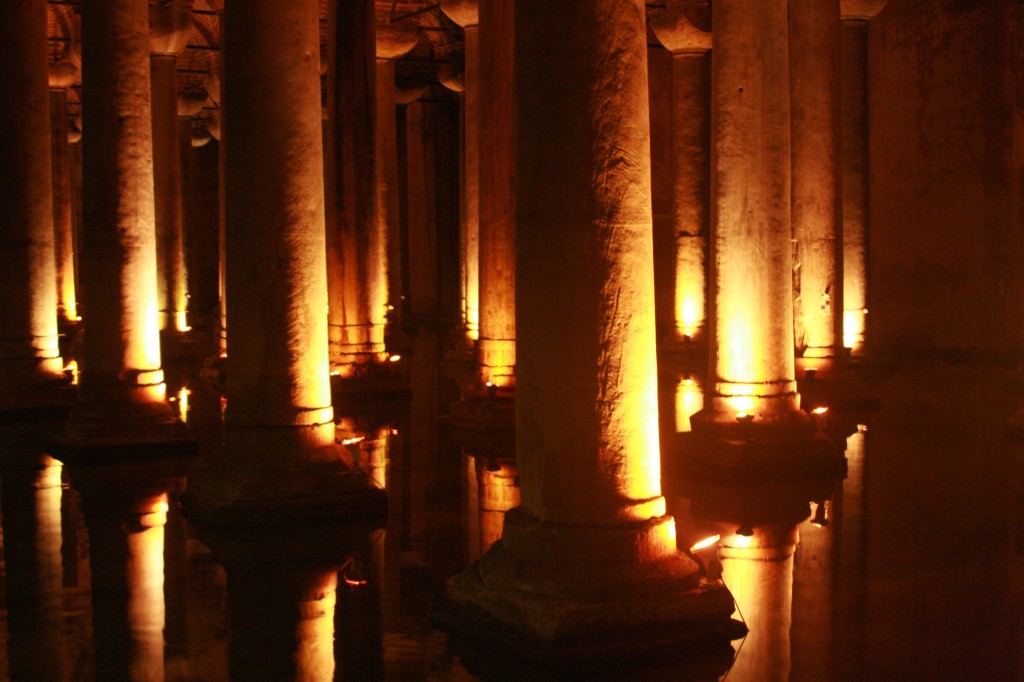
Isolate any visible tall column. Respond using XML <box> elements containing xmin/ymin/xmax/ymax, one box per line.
<box><xmin>650</xmin><ymin>0</ymin><xmax>712</xmax><ymax>347</ymax></box>
<box><xmin>0</xmin><ymin>0</ymin><xmax>69</xmax><ymax>411</ymax></box>
<box><xmin>441</xmin><ymin>1</ymin><xmax>481</xmax><ymax>342</ymax></box>
<box><xmin>376</xmin><ymin>26</ymin><xmax>420</xmax><ymax>347</ymax></box>
<box><xmin>50</xmin><ymin>60</ymin><xmax>81</xmax><ymax>331</ymax></box>
<box><xmin>791</xmin><ymin>0</ymin><xmax>843</xmax><ymax>377</ymax></box>
<box><xmin>841</xmin><ymin>0</ymin><xmax>888</xmax><ymax>356</ymax></box>
<box><xmin>184</xmin><ymin>0</ymin><xmax>385</xmax><ymax>518</ymax></box>
<box><xmin>329</xmin><ymin>0</ymin><xmax>386</xmax><ymax>372</ymax></box>
<box><xmin>476</xmin><ymin>0</ymin><xmax>516</xmax><ymax>388</ymax></box>
<box><xmin>697</xmin><ymin>0</ymin><xmax>803</xmax><ymax>426</ymax></box>
<box><xmin>150</xmin><ymin>0</ymin><xmax>194</xmax><ymax>338</ymax></box>
<box><xmin>62</xmin><ymin>0</ymin><xmax>184</xmax><ymax>446</ymax></box>
<box><xmin>439</xmin><ymin>0</ymin><xmax>737</xmax><ymax>650</ymax></box>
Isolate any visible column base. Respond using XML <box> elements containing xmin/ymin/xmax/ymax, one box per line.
<box><xmin>182</xmin><ymin>426</ymin><xmax>388</xmax><ymax>530</ymax></box>
<box><xmin>433</xmin><ymin>508</ymin><xmax>744</xmax><ymax>663</ymax></box>
<box><xmin>330</xmin><ymin>361</ymin><xmax>411</xmax><ymax>412</ymax></box>
<box><xmin>795</xmin><ymin>353</ymin><xmax>842</xmax><ymax>380</ymax></box>
<box><xmin>684</xmin><ymin>407</ymin><xmax>845</xmax><ymax>481</ymax></box>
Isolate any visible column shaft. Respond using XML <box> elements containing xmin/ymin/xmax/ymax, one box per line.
<box><xmin>842</xmin><ymin>20</ymin><xmax>869</xmax><ymax>355</ymax></box>
<box><xmin>516</xmin><ymin>0</ymin><xmax>663</xmax><ymax>524</ymax></box>
<box><xmin>376</xmin><ymin>58</ymin><xmax>401</xmax><ymax>337</ymax></box>
<box><xmin>0</xmin><ymin>0</ymin><xmax>65</xmax><ymax>404</ymax></box>
<box><xmin>75</xmin><ymin>0</ymin><xmax>174</xmax><ymax>430</ymax></box>
<box><xmin>791</xmin><ymin>0</ymin><xmax>842</xmax><ymax>371</ymax></box>
<box><xmin>477</xmin><ymin>0</ymin><xmax>516</xmax><ymax>387</ymax></box>
<box><xmin>463</xmin><ymin>26</ymin><xmax>481</xmax><ymax>338</ymax></box>
<box><xmin>707</xmin><ymin>0</ymin><xmax>798</xmax><ymax>420</ymax></box>
<box><xmin>222</xmin><ymin>0</ymin><xmax>333</xmax><ymax>441</ymax></box>
<box><xmin>51</xmin><ymin>88</ymin><xmax>79</xmax><ymax>326</ymax></box>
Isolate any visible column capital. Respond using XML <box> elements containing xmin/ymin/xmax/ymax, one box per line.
<box><xmin>840</xmin><ymin>0</ymin><xmax>888</xmax><ymax>21</ymax></box>
<box><xmin>440</xmin><ymin>0</ymin><xmax>478</xmax><ymax>29</ymax></box>
<box><xmin>176</xmin><ymin>89</ymin><xmax>207</xmax><ymax>117</ymax></box>
<box><xmin>438</xmin><ymin>58</ymin><xmax>465</xmax><ymax>93</ymax></box>
<box><xmin>149</xmin><ymin>0</ymin><xmax>195</xmax><ymax>56</ymax></box>
<box><xmin>650</xmin><ymin>0</ymin><xmax>711</xmax><ymax>55</ymax></box>
<box><xmin>375</xmin><ymin>24</ymin><xmax>420</xmax><ymax>60</ymax></box>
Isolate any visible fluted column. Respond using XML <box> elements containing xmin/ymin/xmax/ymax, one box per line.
<box><xmin>650</xmin><ymin>0</ymin><xmax>712</xmax><ymax>347</ymax></box>
<box><xmin>441</xmin><ymin>0</ymin><xmax>736</xmax><ymax>647</ymax></box>
<box><xmin>50</xmin><ymin>60</ymin><xmax>81</xmax><ymax>331</ymax></box>
<box><xmin>841</xmin><ymin>0</ymin><xmax>888</xmax><ymax>356</ymax></box>
<box><xmin>791</xmin><ymin>0</ymin><xmax>843</xmax><ymax>376</ymax></box>
<box><xmin>477</xmin><ymin>0</ymin><xmax>516</xmax><ymax>388</ymax></box>
<box><xmin>0</xmin><ymin>0</ymin><xmax>69</xmax><ymax>411</ymax></box>
<box><xmin>698</xmin><ymin>0</ymin><xmax>803</xmax><ymax>425</ymax></box>
<box><xmin>64</xmin><ymin>0</ymin><xmax>184</xmax><ymax>445</ymax></box>
<box><xmin>150</xmin><ymin>0</ymin><xmax>194</xmax><ymax>338</ymax></box>
<box><xmin>441</xmin><ymin>0</ymin><xmax>481</xmax><ymax>342</ymax></box>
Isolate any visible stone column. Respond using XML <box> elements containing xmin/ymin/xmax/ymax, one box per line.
<box><xmin>440</xmin><ymin>0</ymin><xmax>736</xmax><ymax>650</ymax></box>
<box><xmin>697</xmin><ymin>0</ymin><xmax>803</xmax><ymax>426</ymax></box>
<box><xmin>0</xmin><ymin>0</ymin><xmax>69</xmax><ymax>411</ymax></box>
<box><xmin>841</xmin><ymin>0</ymin><xmax>888</xmax><ymax>356</ymax></box>
<box><xmin>62</xmin><ymin>0</ymin><xmax>184</xmax><ymax>446</ymax></box>
<box><xmin>476</xmin><ymin>456</ymin><xmax>519</xmax><ymax>554</ymax></box>
<box><xmin>150</xmin><ymin>0</ymin><xmax>194</xmax><ymax>338</ymax></box>
<box><xmin>328</xmin><ymin>0</ymin><xmax>386</xmax><ymax>372</ymax></box>
<box><xmin>650</xmin><ymin>0</ymin><xmax>712</xmax><ymax>347</ymax></box>
<box><xmin>184</xmin><ymin>0</ymin><xmax>385</xmax><ymax>518</ymax></box>
<box><xmin>376</xmin><ymin>26</ymin><xmax>420</xmax><ymax>346</ymax></box>
<box><xmin>49</xmin><ymin>60</ymin><xmax>81</xmax><ymax>331</ymax></box>
<box><xmin>441</xmin><ymin>1</ymin><xmax>480</xmax><ymax>342</ymax></box>
<box><xmin>476</xmin><ymin>0</ymin><xmax>516</xmax><ymax>388</ymax></box>
<box><xmin>791</xmin><ymin>0</ymin><xmax>843</xmax><ymax>377</ymax></box>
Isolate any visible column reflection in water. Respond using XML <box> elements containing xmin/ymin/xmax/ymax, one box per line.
<box><xmin>674</xmin><ymin>375</ymin><xmax>705</xmax><ymax>433</ymax></box>
<box><xmin>73</xmin><ymin>465</ymin><xmax>177</xmax><ymax>681</ymax></box>
<box><xmin>1</xmin><ymin>456</ymin><xmax>65</xmax><ymax>680</ymax></box>
<box><xmin>719</xmin><ymin>526</ymin><xmax>798</xmax><ymax>682</ymax></box>
<box><xmin>791</xmin><ymin>500</ymin><xmax>835</xmax><ymax>681</ymax></box>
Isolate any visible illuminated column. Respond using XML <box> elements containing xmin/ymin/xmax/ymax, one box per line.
<box><xmin>443</xmin><ymin>0</ymin><xmax>735</xmax><ymax>645</ymax></box>
<box><xmin>476</xmin><ymin>457</ymin><xmax>519</xmax><ymax>554</ymax></box>
<box><xmin>650</xmin><ymin>0</ymin><xmax>712</xmax><ymax>346</ymax></box>
<box><xmin>791</xmin><ymin>0</ymin><xmax>843</xmax><ymax>376</ymax></box>
<box><xmin>185</xmin><ymin>0</ymin><xmax>385</xmax><ymax>515</ymax></box>
<box><xmin>1</xmin><ymin>458</ymin><xmax>65</xmax><ymax>681</ymax></box>
<box><xmin>49</xmin><ymin>61</ymin><xmax>81</xmax><ymax>330</ymax></box>
<box><xmin>0</xmin><ymin>0</ymin><xmax>68</xmax><ymax>411</ymax></box>
<box><xmin>841</xmin><ymin>0</ymin><xmax>888</xmax><ymax>356</ymax></box>
<box><xmin>63</xmin><ymin>0</ymin><xmax>183</xmax><ymax>445</ymax></box>
<box><xmin>227</xmin><ymin>567</ymin><xmax>339</xmax><ymax>680</ymax></box>
<box><xmin>150</xmin><ymin>0</ymin><xmax>194</xmax><ymax>337</ymax></box>
<box><xmin>77</xmin><ymin>473</ymin><xmax>170</xmax><ymax>681</ymax></box>
<box><xmin>476</xmin><ymin>0</ymin><xmax>516</xmax><ymax>388</ymax></box>
<box><xmin>441</xmin><ymin>0</ymin><xmax>480</xmax><ymax>341</ymax></box>
<box><xmin>329</xmin><ymin>0</ymin><xmax>386</xmax><ymax>372</ymax></box>
<box><xmin>719</xmin><ymin>526</ymin><xmax>798</xmax><ymax>682</ymax></box>
<box><xmin>699</xmin><ymin>0</ymin><xmax>803</xmax><ymax>425</ymax></box>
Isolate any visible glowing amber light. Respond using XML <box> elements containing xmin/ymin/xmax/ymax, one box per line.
<box><xmin>690</xmin><ymin>534</ymin><xmax>721</xmax><ymax>552</ymax></box>
<box><xmin>388</xmin><ymin>354</ymin><xmax>401</xmax><ymax>362</ymax></box>
<box><xmin>343</xmin><ymin>576</ymin><xmax>367</xmax><ymax>587</ymax></box>
<box><xmin>174</xmin><ymin>310</ymin><xmax>191</xmax><ymax>333</ymax></box>
<box><xmin>341</xmin><ymin>436</ymin><xmax>365</xmax><ymax>446</ymax></box>
<box><xmin>678</xmin><ymin>298</ymin><xmax>699</xmax><ymax>338</ymax></box>
<box><xmin>64</xmin><ymin>360</ymin><xmax>79</xmax><ymax>385</ymax></box>
<box><xmin>812</xmin><ymin>406</ymin><xmax>828</xmax><ymax>415</ymax></box>
<box><xmin>731</xmin><ymin>395</ymin><xmax>755</xmax><ymax>413</ymax></box>
<box><xmin>674</xmin><ymin>378</ymin><xmax>703</xmax><ymax>433</ymax></box>
<box><xmin>175</xmin><ymin>387</ymin><xmax>191</xmax><ymax>422</ymax></box>
<box><xmin>727</xmin><ymin>533</ymin><xmax>753</xmax><ymax>549</ymax></box>
<box><xmin>724</xmin><ymin>315</ymin><xmax>756</xmax><ymax>385</ymax></box>
<box><xmin>843</xmin><ymin>308</ymin><xmax>866</xmax><ymax>350</ymax></box>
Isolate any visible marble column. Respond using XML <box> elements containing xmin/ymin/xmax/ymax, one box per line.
<box><xmin>0</xmin><ymin>0</ymin><xmax>70</xmax><ymax>411</ymax></box>
<box><xmin>329</xmin><ymin>0</ymin><xmax>387</xmax><ymax>372</ymax></box>
<box><xmin>441</xmin><ymin>0</ymin><xmax>481</xmax><ymax>342</ymax></box>
<box><xmin>440</xmin><ymin>0</ymin><xmax>736</xmax><ymax>649</ymax></box>
<box><xmin>476</xmin><ymin>0</ymin><xmax>516</xmax><ymax>388</ymax></box>
<box><xmin>696</xmin><ymin>0</ymin><xmax>804</xmax><ymax>426</ymax></box>
<box><xmin>376</xmin><ymin>26</ymin><xmax>420</xmax><ymax>346</ymax></box>
<box><xmin>49</xmin><ymin>60</ymin><xmax>81</xmax><ymax>332</ymax></box>
<box><xmin>185</xmin><ymin>0</ymin><xmax>385</xmax><ymax>518</ymax></box>
<box><xmin>650</xmin><ymin>0</ymin><xmax>712</xmax><ymax>347</ymax></box>
<box><xmin>150</xmin><ymin>0</ymin><xmax>194</xmax><ymax>338</ymax></box>
<box><xmin>791</xmin><ymin>0</ymin><xmax>843</xmax><ymax>377</ymax></box>
<box><xmin>62</xmin><ymin>0</ymin><xmax>184</xmax><ymax>446</ymax></box>
<box><xmin>840</xmin><ymin>0</ymin><xmax>888</xmax><ymax>356</ymax></box>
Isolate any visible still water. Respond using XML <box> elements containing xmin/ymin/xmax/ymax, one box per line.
<box><xmin>0</xmin><ymin>346</ymin><xmax>1020</xmax><ymax>680</ymax></box>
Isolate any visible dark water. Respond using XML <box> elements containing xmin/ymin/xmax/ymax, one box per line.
<box><xmin>0</xmin><ymin>346</ymin><xmax>1021</xmax><ymax>680</ymax></box>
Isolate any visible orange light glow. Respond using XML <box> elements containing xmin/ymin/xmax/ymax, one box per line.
<box><xmin>341</xmin><ymin>436</ymin><xmax>365</xmax><ymax>446</ymax></box>
<box><xmin>727</xmin><ymin>532</ymin><xmax>753</xmax><ymax>549</ymax></box>
<box><xmin>811</xmin><ymin>406</ymin><xmax>828</xmax><ymax>415</ymax></box>
<box><xmin>388</xmin><ymin>354</ymin><xmax>401</xmax><ymax>362</ymax></box>
<box><xmin>176</xmin><ymin>387</ymin><xmax>190</xmax><ymax>422</ymax></box>
<box><xmin>343</xmin><ymin>576</ymin><xmax>367</xmax><ymax>587</ymax></box>
<box><xmin>731</xmin><ymin>395</ymin><xmax>755</xmax><ymax>413</ymax></box>
<box><xmin>174</xmin><ymin>311</ymin><xmax>191</xmax><ymax>333</ymax></box>
<box><xmin>690</xmin><ymin>534</ymin><xmax>721</xmax><ymax>552</ymax></box>
<box><xmin>64</xmin><ymin>360</ymin><xmax>79</xmax><ymax>385</ymax></box>
<box><xmin>724</xmin><ymin>315</ymin><xmax>756</xmax><ymax>385</ymax></box>
<box><xmin>843</xmin><ymin>308</ymin><xmax>866</xmax><ymax>351</ymax></box>
<box><xmin>674</xmin><ymin>377</ymin><xmax>703</xmax><ymax>433</ymax></box>
<box><xmin>678</xmin><ymin>297</ymin><xmax>699</xmax><ymax>338</ymax></box>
